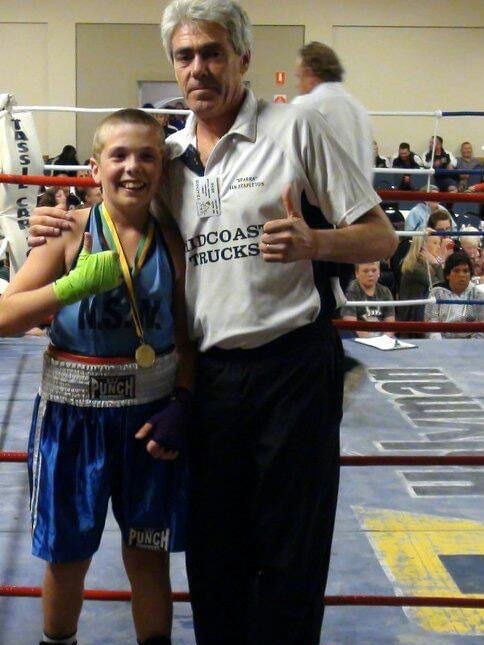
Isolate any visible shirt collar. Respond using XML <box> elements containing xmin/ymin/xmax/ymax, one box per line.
<box><xmin>166</xmin><ymin>89</ymin><xmax>258</xmax><ymax>161</ymax></box>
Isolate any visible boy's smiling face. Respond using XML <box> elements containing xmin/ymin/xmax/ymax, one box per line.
<box><xmin>91</xmin><ymin>123</ymin><xmax>163</xmax><ymax>216</ymax></box>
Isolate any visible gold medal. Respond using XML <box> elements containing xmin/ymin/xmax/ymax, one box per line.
<box><xmin>135</xmin><ymin>343</ymin><xmax>156</xmax><ymax>368</ymax></box>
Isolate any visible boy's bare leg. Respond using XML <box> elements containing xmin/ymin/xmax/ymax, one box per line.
<box><xmin>42</xmin><ymin>559</ymin><xmax>91</xmax><ymax>638</ymax></box>
<box><xmin>122</xmin><ymin>544</ymin><xmax>172</xmax><ymax>642</ymax></box>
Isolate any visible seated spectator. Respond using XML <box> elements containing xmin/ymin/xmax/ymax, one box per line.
<box><xmin>0</xmin><ymin>254</ymin><xmax>9</xmax><ymax>282</ymax></box>
<box><xmin>373</xmin><ymin>141</ymin><xmax>389</xmax><ymax>168</ymax></box>
<box><xmin>77</xmin><ymin>185</ymin><xmax>103</xmax><ymax>208</ymax></box>
<box><xmin>422</xmin><ymin>136</ymin><xmax>458</xmax><ymax>192</ymax></box>
<box><xmin>427</xmin><ymin>207</ymin><xmax>458</xmax><ymax>259</ymax></box>
<box><xmin>49</xmin><ymin>144</ymin><xmax>80</xmax><ymax>177</ymax></box>
<box><xmin>77</xmin><ymin>159</ymin><xmax>92</xmax><ymax>178</ymax></box>
<box><xmin>340</xmin><ymin>262</ymin><xmax>395</xmax><ymax>337</ymax></box>
<box><xmin>425</xmin><ymin>251</ymin><xmax>484</xmax><ymax>338</ymax></box>
<box><xmin>38</xmin><ymin>183</ymin><xmax>81</xmax><ymax>210</ymax></box>
<box><xmin>466</xmin><ymin>181</ymin><xmax>484</xmax><ymax>193</ymax></box>
<box><xmin>142</xmin><ymin>102</ymin><xmax>178</xmax><ymax>138</ymax></box>
<box><xmin>459</xmin><ymin>226</ymin><xmax>483</xmax><ymax>282</ymax></box>
<box><xmin>0</xmin><ymin>253</ymin><xmax>9</xmax><ymax>295</ymax></box>
<box><xmin>398</xmin><ymin>229</ymin><xmax>444</xmax><ymax>327</ymax></box>
<box><xmin>158</xmin><ymin>113</ymin><xmax>178</xmax><ymax>139</ymax></box>
<box><xmin>169</xmin><ymin>100</ymin><xmax>187</xmax><ymax>130</ymax></box>
<box><xmin>405</xmin><ymin>185</ymin><xmax>453</xmax><ymax>231</ymax></box>
<box><xmin>38</xmin><ymin>187</ymin><xmax>67</xmax><ymax>209</ymax></box>
<box><xmin>455</xmin><ymin>141</ymin><xmax>482</xmax><ymax>191</ymax></box>
<box><xmin>392</xmin><ymin>142</ymin><xmax>423</xmax><ymax>190</ymax></box>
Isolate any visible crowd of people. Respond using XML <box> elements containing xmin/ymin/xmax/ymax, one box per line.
<box><xmin>374</xmin><ymin>138</ymin><xmax>483</xmax><ymax>192</ymax></box>
<box><xmin>339</xmin><ymin>206</ymin><xmax>483</xmax><ymax>338</ymax></box>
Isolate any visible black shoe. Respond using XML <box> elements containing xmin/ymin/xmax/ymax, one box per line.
<box><xmin>138</xmin><ymin>637</ymin><xmax>171</xmax><ymax>645</ymax></box>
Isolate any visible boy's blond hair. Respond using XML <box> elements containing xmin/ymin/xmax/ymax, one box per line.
<box><xmin>92</xmin><ymin>108</ymin><xmax>165</xmax><ymax>161</ymax></box>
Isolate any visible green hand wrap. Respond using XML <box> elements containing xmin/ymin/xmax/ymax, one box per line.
<box><xmin>53</xmin><ymin>247</ymin><xmax>122</xmax><ymax>306</ymax></box>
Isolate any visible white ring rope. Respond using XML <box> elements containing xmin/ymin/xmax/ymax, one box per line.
<box><xmin>44</xmin><ymin>164</ymin><xmax>440</xmax><ymax>175</ymax></box>
<box><xmin>373</xmin><ymin>168</ymin><xmax>435</xmax><ymax>175</ymax></box>
<box><xmin>12</xmin><ymin>106</ymin><xmax>188</xmax><ymax>115</ymax></box>
<box><xmin>9</xmin><ymin>106</ymin><xmax>447</xmax><ymax>118</ymax></box>
<box><xmin>396</xmin><ymin>230</ymin><xmax>484</xmax><ymax>238</ymax></box>
<box><xmin>345</xmin><ymin>297</ymin><xmax>435</xmax><ymax>308</ymax></box>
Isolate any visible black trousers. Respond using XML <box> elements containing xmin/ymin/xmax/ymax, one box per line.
<box><xmin>187</xmin><ymin>323</ymin><xmax>343</xmax><ymax>645</ymax></box>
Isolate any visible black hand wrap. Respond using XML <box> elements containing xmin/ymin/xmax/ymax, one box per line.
<box><xmin>147</xmin><ymin>386</ymin><xmax>193</xmax><ymax>454</ymax></box>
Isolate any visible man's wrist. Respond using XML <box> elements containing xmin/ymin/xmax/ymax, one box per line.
<box><xmin>311</xmin><ymin>229</ymin><xmax>326</xmax><ymax>261</ymax></box>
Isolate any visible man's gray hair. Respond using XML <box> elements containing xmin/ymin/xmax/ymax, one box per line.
<box><xmin>161</xmin><ymin>0</ymin><xmax>252</xmax><ymax>59</ymax></box>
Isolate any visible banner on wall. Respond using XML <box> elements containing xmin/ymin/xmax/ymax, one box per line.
<box><xmin>0</xmin><ymin>93</ymin><xmax>44</xmax><ymax>275</ymax></box>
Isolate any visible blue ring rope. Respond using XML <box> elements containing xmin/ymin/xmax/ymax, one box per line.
<box><xmin>428</xmin><ymin>231</ymin><xmax>484</xmax><ymax>236</ymax></box>
<box><xmin>436</xmin><ymin>299</ymin><xmax>483</xmax><ymax>305</ymax></box>
<box><xmin>434</xmin><ymin>168</ymin><xmax>483</xmax><ymax>175</ymax></box>
<box><xmin>441</xmin><ymin>111</ymin><xmax>484</xmax><ymax>117</ymax></box>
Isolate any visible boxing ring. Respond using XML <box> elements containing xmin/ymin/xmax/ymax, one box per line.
<box><xmin>0</xmin><ymin>98</ymin><xmax>483</xmax><ymax>644</ymax></box>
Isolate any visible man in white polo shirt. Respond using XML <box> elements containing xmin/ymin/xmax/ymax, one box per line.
<box><xmin>158</xmin><ymin>3</ymin><xmax>395</xmax><ymax>645</ymax></box>
<box><xmin>292</xmin><ymin>41</ymin><xmax>374</xmax><ymax>182</ymax></box>
<box><xmin>29</xmin><ymin>2</ymin><xmax>397</xmax><ymax>644</ymax></box>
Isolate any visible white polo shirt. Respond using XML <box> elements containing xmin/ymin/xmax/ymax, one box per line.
<box><xmin>158</xmin><ymin>90</ymin><xmax>380</xmax><ymax>351</ymax></box>
<box><xmin>292</xmin><ymin>82</ymin><xmax>374</xmax><ymax>182</ymax></box>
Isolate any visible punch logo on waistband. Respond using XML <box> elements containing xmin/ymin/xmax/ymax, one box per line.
<box><xmin>128</xmin><ymin>528</ymin><xmax>170</xmax><ymax>551</ymax></box>
<box><xmin>89</xmin><ymin>375</ymin><xmax>136</xmax><ymax>400</ymax></box>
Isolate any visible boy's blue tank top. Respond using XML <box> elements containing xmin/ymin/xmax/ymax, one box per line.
<box><xmin>49</xmin><ymin>203</ymin><xmax>175</xmax><ymax>357</ymax></box>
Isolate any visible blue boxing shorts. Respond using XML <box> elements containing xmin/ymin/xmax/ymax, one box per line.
<box><xmin>28</xmin><ymin>348</ymin><xmax>188</xmax><ymax>563</ymax></box>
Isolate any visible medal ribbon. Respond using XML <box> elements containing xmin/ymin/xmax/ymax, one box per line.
<box><xmin>100</xmin><ymin>202</ymin><xmax>154</xmax><ymax>346</ymax></box>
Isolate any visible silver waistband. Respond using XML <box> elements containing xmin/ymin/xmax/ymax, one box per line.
<box><xmin>40</xmin><ymin>351</ymin><xmax>178</xmax><ymax>408</ymax></box>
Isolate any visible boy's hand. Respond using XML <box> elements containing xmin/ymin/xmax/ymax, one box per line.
<box><xmin>52</xmin><ymin>233</ymin><xmax>122</xmax><ymax>305</ymax></box>
<box><xmin>28</xmin><ymin>206</ymin><xmax>73</xmax><ymax>247</ymax></box>
<box><xmin>135</xmin><ymin>387</ymin><xmax>193</xmax><ymax>460</ymax></box>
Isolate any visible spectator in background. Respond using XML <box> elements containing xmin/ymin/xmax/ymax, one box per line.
<box><xmin>159</xmin><ymin>114</ymin><xmax>178</xmax><ymax>139</ymax></box>
<box><xmin>425</xmin><ymin>251</ymin><xmax>484</xmax><ymax>338</ymax></box>
<box><xmin>423</xmin><ymin>136</ymin><xmax>458</xmax><ymax>193</ymax></box>
<box><xmin>292</xmin><ymin>41</ymin><xmax>373</xmax><ymax>181</ymax></box>
<box><xmin>373</xmin><ymin>141</ymin><xmax>389</xmax><ymax>168</ymax></box>
<box><xmin>77</xmin><ymin>159</ymin><xmax>92</xmax><ymax>178</ymax></box>
<box><xmin>455</xmin><ymin>142</ymin><xmax>482</xmax><ymax>191</ymax></box>
<box><xmin>143</xmin><ymin>103</ymin><xmax>178</xmax><ymax>138</ymax></box>
<box><xmin>398</xmin><ymin>230</ymin><xmax>444</xmax><ymax>327</ymax></box>
<box><xmin>50</xmin><ymin>145</ymin><xmax>80</xmax><ymax>178</ymax></box>
<box><xmin>459</xmin><ymin>226</ymin><xmax>483</xmax><ymax>282</ymax></box>
<box><xmin>340</xmin><ymin>262</ymin><xmax>395</xmax><ymax>337</ymax></box>
<box><xmin>0</xmin><ymin>254</ymin><xmax>9</xmax><ymax>283</ymax></box>
<box><xmin>39</xmin><ymin>181</ymin><xmax>81</xmax><ymax>210</ymax></box>
<box><xmin>466</xmin><ymin>181</ymin><xmax>484</xmax><ymax>193</ymax></box>
<box><xmin>77</xmin><ymin>185</ymin><xmax>103</xmax><ymax>208</ymax></box>
<box><xmin>427</xmin><ymin>207</ymin><xmax>457</xmax><ymax>260</ymax></box>
<box><xmin>169</xmin><ymin>100</ymin><xmax>187</xmax><ymax>130</ymax></box>
<box><xmin>391</xmin><ymin>142</ymin><xmax>423</xmax><ymax>190</ymax></box>
<box><xmin>405</xmin><ymin>185</ymin><xmax>453</xmax><ymax>231</ymax></box>
<box><xmin>38</xmin><ymin>187</ymin><xmax>68</xmax><ymax>210</ymax></box>
<box><xmin>291</xmin><ymin>40</ymin><xmax>375</xmax><ymax>305</ymax></box>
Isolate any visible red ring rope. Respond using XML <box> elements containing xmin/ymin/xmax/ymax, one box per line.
<box><xmin>0</xmin><ymin>174</ymin><xmax>484</xmax><ymax>203</ymax></box>
<box><xmin>0</xmin><ymin>585</ymin><xmax>482</xmax><ymax>607</ymax></box>
<box><xmin>334</xmin><ymin>320</ymin><xmax>484</xmax><ymax>333</ymax></box>
<box><xmin>1</xmin><ymin>451</ymin><xmax>482</xmax><ymax>466</ymax></box>
<box><xmin>0</xmin><ymin>173</ymin><xmax>96</xmax><ymax>187</ymax></box>
<box><xmin>379</xmin><ymin>189</ymin><xmax>484</xmax><ymax>202</ymax></box>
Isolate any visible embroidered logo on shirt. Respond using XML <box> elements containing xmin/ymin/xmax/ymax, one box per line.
<box><xmin>229</xmin><ymin>176</ymin><xmax>265</xmax><ymax>190</ymax></box>
<box><xmin>89</xmin><ymin>375</ymin><xmax>135</xmax><ymax>400</ymax></box>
